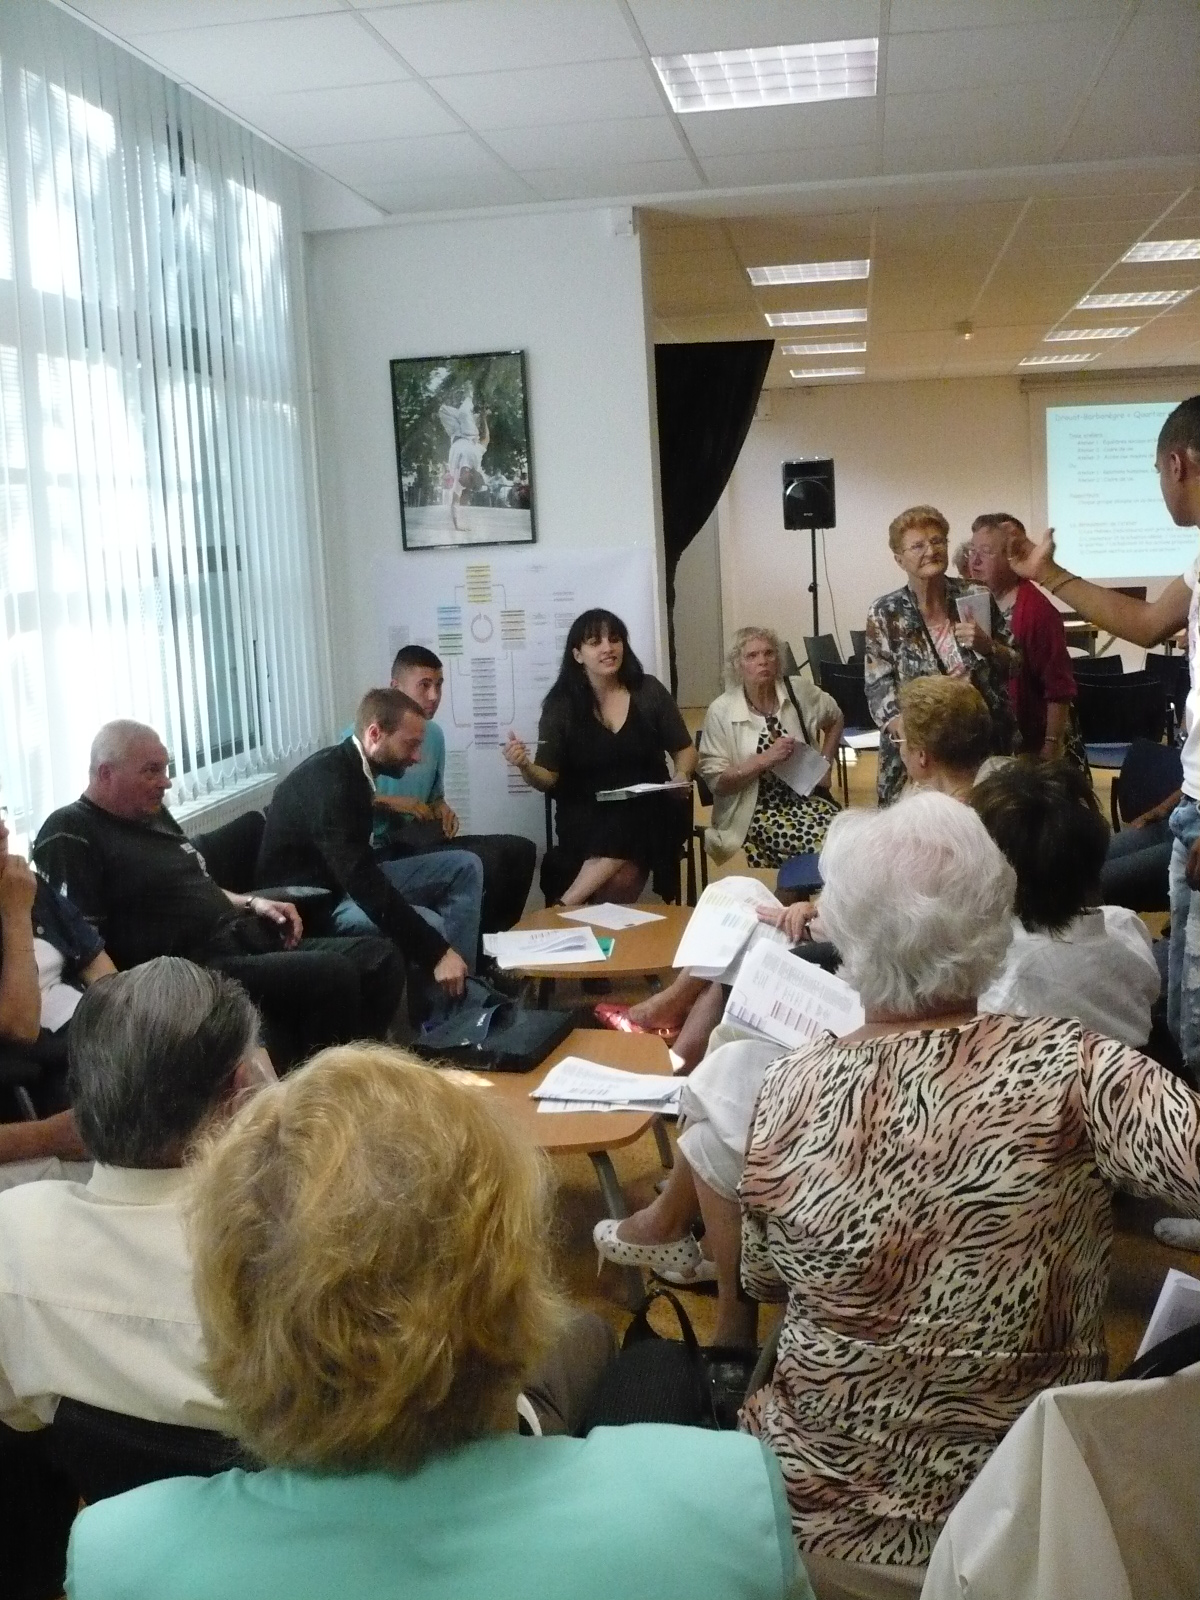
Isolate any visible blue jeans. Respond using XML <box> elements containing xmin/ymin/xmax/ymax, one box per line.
<box><xmin>1167</xmin><ymin>797</ymin><xmax>1200</xmax><ymax>1072</ymax></box>
<box><xmin>330</xmin><ymin>851</ymin><xmax>483</xmax><ymax>973</ymax></box>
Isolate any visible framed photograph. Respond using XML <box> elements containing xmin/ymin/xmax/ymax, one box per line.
<box><xmin>390</xmin><ymin>349</ymin><xmax>536</xmax><ymax>550</ymax></box>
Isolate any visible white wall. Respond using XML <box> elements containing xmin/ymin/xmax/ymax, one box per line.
<box><xmin>673</xmin><ymin>509</ymin><xmax>724</xmax><ymax>707</ymax></box>
<box><xmin>305</xmin><ymin>208</ymin><xmax>666</xmax><ymax>719</ymax></box>
<box><xmin>715</xmin><ymin>377</ymin><xmax>1034</xmax><ymax>666</ymax></box>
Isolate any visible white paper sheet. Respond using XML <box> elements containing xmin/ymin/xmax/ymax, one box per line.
<box><xmin>725</xmin><ymin>941</ymin><xmax>865</xmax><ymax>1050</ymax></box>
<box><xmin>557</xmin><ymin>904</ymin><xmax>665</xmax><ymax>930</ymax></box>
<box><xmin>531</xmin><ymin>1055</ymin><xmax>682</xmax><ymax>1112</ymax></box>
<box><xmin>845</xmin><ymin>729</ymin><xmax>881</xmax><ymax>750</ymax></box>
<box><xmin>595</xmin><ymin>779</ymin><xmax>691</xmax><ymax>801</ymax></box>
<box><xmin>954</xmin><ymin>588</ymin><xmax>993</xmax><ymax>637</ymax></box>
<box><xmin>771</xmin><ymin>744</ymin><xmax>831</xmax><ymax>797</ymax></box>
<box><xmin>1135</xmin><ymin>1267</ymin><xmax>1200</xmax><ymax>1358</ymax></box>
<box><xmin>671</xmin><ymin>877</ymin><xmax>783</xmax><ymax>976</ymax></box>
<box><xmin>481</xmin><ymin>926</ymin><xmax>605</xmax><ymax>969</ymax></box>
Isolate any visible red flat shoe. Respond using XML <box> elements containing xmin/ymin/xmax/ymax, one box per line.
<box><xmin>593</xmin><ymin>1002</ymin><xmax>680</xmax><ymax>1043</ymax></box>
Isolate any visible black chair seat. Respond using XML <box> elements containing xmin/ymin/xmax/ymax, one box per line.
<box><xmin>44</xmin><ymin>1398</ymin><xmax>252</xmax><ymax>1504</ymax></box>
<box><xmin>1075</xmin><ymin>676</ymin><xmax>1168</xmax><ymax>748</ymax></box>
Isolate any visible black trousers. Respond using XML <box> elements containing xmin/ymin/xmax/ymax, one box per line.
<box><xmin>209</xmin><ymin>935</ymin><xmax>405</xmax><ymax>1069</ymax></box>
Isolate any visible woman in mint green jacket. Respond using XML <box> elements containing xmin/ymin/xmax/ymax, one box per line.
<box><xmin>67</xmin><ymin>1045</ymin><xmax>811</xmax><ymax>1600</ymax></box>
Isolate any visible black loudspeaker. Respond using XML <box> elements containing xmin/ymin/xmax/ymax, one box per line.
<box><xmin>782</xmin><ymin>459</ymin><xmax>836</xmax><ymax>530</ymax></box>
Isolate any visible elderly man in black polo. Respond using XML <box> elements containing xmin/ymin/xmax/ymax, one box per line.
<box><xmin>255</xmin><ymin>687</ymin><xmax>481</xmax><ymax>1018</ymax></box>
<box><xmin>33</xmin><ymin>722</ymin><xmax>404</xmax><ymax>1065</ymax></box>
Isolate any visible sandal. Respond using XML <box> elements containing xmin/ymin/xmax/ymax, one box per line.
<box><xmin>593</xmin><ymin>1218</ymin><xmax>704</xmax><ymax>1280</ymax></box>
<box><xmin>593</xmin><ymin>1002</ymin><xmax>680</xmax><ymax>1043</ymax></box>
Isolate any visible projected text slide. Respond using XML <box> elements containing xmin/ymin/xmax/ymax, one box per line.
<box><xmin>1046</xmin><ymin>402</ymin><xmax>1189</xmax><ymax>579</ymax></box>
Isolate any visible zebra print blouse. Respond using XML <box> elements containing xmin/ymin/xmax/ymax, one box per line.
<box><xmin>739</xmin><ymin>1011</ymin><xmax>1200</xmax><ymax>1568</ymax></box>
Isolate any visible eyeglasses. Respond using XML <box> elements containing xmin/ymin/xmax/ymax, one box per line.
<box><xmin>902</xmin><ymin>538</ymin><xmax>948</xmax><ymax>557</ymax></box>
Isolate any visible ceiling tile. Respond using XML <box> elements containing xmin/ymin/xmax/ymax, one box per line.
<box><xmin>365</xmin><ymin>1</ymin><xmax>639</xmax><ymax>76</ymax></box>
<box><xmin>130</xmin><ymin>13</ymin><xmax>409</xmax><ymax>96</ymax></box>
<box><xmin>236</xmin><ymin>80</ymin><xmax>458</xmax><ymax>146</ymax></box>
<box><xmin>297</xmin><ymin>128</ymin><xmax>525</xmax><ymax>189</ymax></box>
<box><xmin>679</xmin><ymin>98</ymin><xmax>878</xmax><ymax>158</ymax></box>
<box><xmin>626</xmin><ymin>0</ymin><xmax>881</xmax><ymax>56</ymax></box>
<box><xmin>367</xmin><ymin>168</ymin><xmax>535</xmax><ymax>212</ymax></box>
<box><xmin>1056</xmin><ymin>3</ymin><xmax>1200</xmax><ymax>163</ymax></box>
<box><xmin>885</xmin><ymin>21</ymin><xmax>1108</xmax><ymax>95</ymax></box>
<box><xmin>523</xmin><ymin>160</ymin><xmax>703</xmax><ymax>203</ymax></box>
<box><xmin>700</xmin><ymin>146</ymin><xmax>878</xmax><ymax>187</ymax></box>
<box><xmin>427</xmin><ymin>57</ymin><xmax>664</xmax><ymax>129</ymax></box>
<box><xmin>64</xmin><ymin>0</ymin><xmax>340</xmax><ymax>29</ymax></box>
<box><xmin>884</xmin><ymin>84</ymin><xmax>1064</xmax><ymax>167</ymax></box>
<box><xmin>889</xmin><ymin>0</ymin><xmax>1126</xmax><ymax>32</ymax></box>
<box><xmin>485</xmin><ymin>116</ymin><xmax>683</xmax><ymax>171</ymax></box>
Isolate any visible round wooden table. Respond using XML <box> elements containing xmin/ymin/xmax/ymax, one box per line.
<box><xmin>503</xmin><ymin>903</ymin><xmax>692</xmax><ymax>995</ymax></box>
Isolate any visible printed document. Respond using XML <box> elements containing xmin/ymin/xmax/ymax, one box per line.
<box><xmin>482</xmin><ymin>926</ymin><xmax>605</xmax><ymax>969</ymax></box>
<box><xmin>532</xmin><ymin>1056</ymin><xmax>683</xmax><ymax>1115</ymax></box>
<box><xmin>671</xmin><ymin>877</ymin><xmax>786</xmax><ymax>978</ymax></box>
<box><xmin>1136</xmin><ymin>1268</ymin><xmax>1200</xmax><ymax>1359</ymax></box>
<box><xmin>771</xmin><ymin>744</ymin><xmax>831</xmax><ymax>797</ymax></box>
<box><xmin>954</xmin><ymin>588</ymin><xmax>992</xmax><ymax>637</ymax></box>
<box><xmin>725</xmin><ymin>942</ymin><xmax>864</xmax><ymax>1050</ymax></box>
<box><xmin>596</xmin><ymin>779</ymin><xmax>691</xmax><ymax>801</ymax></box>
<box><xmin>558</xmin><ymin>904</ymin><xmax>665</xmax><ymax>931</ymax></box>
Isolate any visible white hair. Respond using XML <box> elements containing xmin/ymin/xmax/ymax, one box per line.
<box><xmin>89</xmin><ymin>719</ymin><xmax>160</xmax><ymax>777</ymax></box>
<box><xmin>724</xmin><ymin>626</ymin><xmax>785</xmax><ymax>690</ymax></box>
<box><xmin>816</xmin><ymin>790</ymin><xmax>1015</xmax><ymax>1015</ymax></box>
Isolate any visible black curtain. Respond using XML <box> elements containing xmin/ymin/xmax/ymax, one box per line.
<box><xmin>654</xmin><ymin>339</ymin><xmax>774</xmax><ymax>695</ymax></box>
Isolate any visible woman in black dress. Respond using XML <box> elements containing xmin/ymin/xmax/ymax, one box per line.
<box><xmin>503</xmin><ymin>610</ymin><xmax>696</xmax><ymax>906</ymax></box>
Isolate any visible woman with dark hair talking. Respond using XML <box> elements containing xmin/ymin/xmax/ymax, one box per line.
<box><xmin>503</xmin><ymin>610</ymin><xmax>696</xmax><ymax>906</ymax></box>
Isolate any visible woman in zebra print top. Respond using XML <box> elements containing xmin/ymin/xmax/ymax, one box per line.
<box><xmin>740</xmin><ymin>791</ymin><xmax>1200</xmax><ymax>1595</ymax></box>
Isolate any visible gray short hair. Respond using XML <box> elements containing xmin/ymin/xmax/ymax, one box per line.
<box><xmin>725</xmin><ymin>626</ymin><xmax>785</xmax><ymax>690</ymax></box>
<box><xmin>89</xmin><ymin>719</ymin><xmax>160</xmax><ymax>776</ymax></box>
<box><xmin>816</xmin><ymin>791</ymin><xmax>1015</xmax><ymax>1015</ymax></box>
<box><xmin>68</xmin><ymin>958</ymin><xmax>260</xmax><ymax>1166</ymax></box>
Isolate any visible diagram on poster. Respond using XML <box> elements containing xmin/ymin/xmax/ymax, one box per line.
<box><xmin>383</xmin><ymin>547</ymin><xmax>660</xmax><ymax>841</ymax></box>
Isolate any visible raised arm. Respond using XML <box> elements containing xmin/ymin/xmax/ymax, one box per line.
<box><xmin>1010</xmin><ymin>528</ymin><xmax>1191</xmax><ymax>648</ymax></box>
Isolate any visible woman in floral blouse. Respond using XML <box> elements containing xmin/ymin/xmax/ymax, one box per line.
<box><xmin>864</xmin><ymin>505</ymin><xmax>1017</xmax><ymax>804</ymax></box>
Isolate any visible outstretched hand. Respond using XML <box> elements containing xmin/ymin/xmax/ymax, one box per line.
<box><xmin>1008</xmin><ymin>526</ymin><xmax>1057</xmax><ymax>586</ymax></box>
<box><xmin>502</xmin><ymin>731</ymin><xmax>529</xmax><ymax>770</ymax></box>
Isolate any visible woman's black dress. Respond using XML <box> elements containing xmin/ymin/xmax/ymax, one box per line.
<box><xmin>535</xmin><ymin>676</ymin><xmax>690</xmax><ymax>903</ymax></box>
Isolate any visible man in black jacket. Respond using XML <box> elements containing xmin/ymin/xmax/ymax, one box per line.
<box><xmin>33</xmin><ymin>721</ymin><xmax>405</xmax><ymax>1065</ymax></box>
<box><xmin>255</xmin><ymin>688</ymin><xmax>481</xmax><ymax>1014</ymax></box>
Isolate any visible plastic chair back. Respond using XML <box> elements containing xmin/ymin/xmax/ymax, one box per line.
<box><xmin>1075</xmin><ymin>676</ymin><xmax>1168</xmax><ymax>746</ymax></box>
<box><xmin>1112</xmin><ymin>738</ymin><xmax>1182</xmax><ymax>826</ymax></box>
<box><xmin>801</xmin><ymin>633</ymin><xmax>841</xmax><ymax>687</ymax></box>
<box><xmin>819</xmin><ymin>660</ymin><xmax>872</xmax><ymax>732</ymax></box>
<box><xmin>848</xmin><ymin>629</ymin><xmax>866</xmax><ymax>660</ymax></box>
<box><xmin>1071</xmin><ymin>654</ymin><xmax>1124</xmax><ymax>679</ymax></box>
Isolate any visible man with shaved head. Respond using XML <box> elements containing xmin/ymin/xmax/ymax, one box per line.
<box><xmin>32</xmin><ymin>721</ymin><xmax>404</xmax><ymax>1063</ymax></box>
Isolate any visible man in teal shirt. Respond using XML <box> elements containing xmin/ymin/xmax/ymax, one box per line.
<box><xmin>369</xmin><ymin>646</ymin><xmax>536</xmax><ymax>932</ymax></box>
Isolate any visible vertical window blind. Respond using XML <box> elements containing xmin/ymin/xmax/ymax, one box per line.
<box><xmin>0</xmin><ymin>0</ymin><xmax>333</xmax><ymax>840</ymax></box>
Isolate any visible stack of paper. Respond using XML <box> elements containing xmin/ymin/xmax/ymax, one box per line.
<box><xmin>725</xmin><ymin>941</ymin><xmax>864</xmax><ymax>1050</ymax></box>
<box><xmin>1136</xmin><ymin>1267</ymin><xmax>1200</xmax><ymax>1359</ymax></box>
<box><xmin>558</xmin><ymin>904</ymin><xmax>664</xmax><ymax>931</ymax></box>
<box><xmin>595</xmin><ymin>779</ymin><xmax>691</xmax><ymax>801</ymax></box>
<box><xmin>672</xmin><ymin>877</ymin><xmax>789</xmax><ymax>980</ymax></box>
<box><xmin>845</xmin><ymin>729</ymin><xmax>881</xmax><ymax>750</ymax></box>
<box><xmin>481</xmin><ymin>926</ymin><xmax>605</xmax><ymax>969</ymax></box>
<box><xmin>532</xmin><ymin>1055</ymin><xmax>683</xmax><ymax>1115</ymax></box>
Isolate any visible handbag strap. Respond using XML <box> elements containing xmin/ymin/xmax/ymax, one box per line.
<box><xmin>781</xmin><ymin>676</ymin><xmax>813</xmax><ymax>746</ymax></box>
<box><xmin>623</xmin><ymin>1285</ymin><xmax>704</xmax><ymax>1361</ymax></box>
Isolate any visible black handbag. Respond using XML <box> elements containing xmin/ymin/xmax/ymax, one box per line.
<box><xmin>581</xmin><ymin>1287</ymin><xmax>730</xmax><ymax>1432</ymax></box>
<box><xmin>410</xmin><ymin>978</ymin><xmax>574</xmax><ymax>1073</ymax></box>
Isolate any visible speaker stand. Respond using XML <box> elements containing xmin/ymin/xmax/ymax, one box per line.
<box><xmin>807</xmin><ymin>526</ymin><xmax>829</xmax><ymax>637</ymax></box>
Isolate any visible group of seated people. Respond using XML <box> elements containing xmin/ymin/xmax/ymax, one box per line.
<box><xmin>3</xmin><ymin>522</ymin><xmax>1200</xmax><ymax>1599</ymax></box>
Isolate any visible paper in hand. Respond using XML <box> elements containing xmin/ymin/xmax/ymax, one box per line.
<box><xmin>771</xmin><ymin>744</ymin><xmax>831</xmax><ymax>797</ymax></box>
<box><xmin>954</xmin><ymin>589</ymin><xmax>992</xmax><ymax>637</ymax></box>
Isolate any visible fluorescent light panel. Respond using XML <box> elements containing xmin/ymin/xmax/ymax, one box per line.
<box><xmin>748</xmin><ymin>259</ymin><xmax>869</xmax><ymax>285</ymax></box>
<box><xmin>782</xmin><ymin>340</ymin><xmax>867</xmax><ymax>355</ymax></box>
<box><xmin>1076</xmin><ymin>290</ymin><xmax>1193</xmax><ymax>309</ymax></box>
<box><xmin>653</xmin><ymin>39</ymin><xmax>878</xmax><ymax>114</ymax></box>
<box><xmin>765</xmin><ymin>308</ymin><xmax>867</xmax><ymax>327</ymax></box>
<box><xmin>1018</xmin><ymin>353</ymin><xmax>1097</xmax><ymax>367</ymax></box>
<box><xmin>790</xmin><ymin>366</ymin><xmax>864</xmax><ymax>379</ymax></box>
<box><xmin>1044</xmin><ymin>327</ymin><xmax>1139</xmax><ymax>341</ymax></box>
<box><xmin>1122</xmin><ymin>239</ymin><xmax>1200</xmax><ymax>263</ymax></box>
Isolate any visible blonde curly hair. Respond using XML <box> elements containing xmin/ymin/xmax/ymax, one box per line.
<box><xmin>724</xmin><ymin>626</ymin><xmax>786</xmax><ymax>690</ymax></box>
<box><xmin>189</xmin><ymin>1045</ymin><xmax>564</xmax><ymax>1473</ymax></box>
<box><xmin>888</xmin><ymin>504</ymin><xmax>950</xmax><ymax>554</ymax></box>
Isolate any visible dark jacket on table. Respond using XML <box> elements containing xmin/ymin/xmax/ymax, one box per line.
<box><xmin>255</xmin><ymin>739</ymin><xmax>449</xmax><ymax>969</ymax></box>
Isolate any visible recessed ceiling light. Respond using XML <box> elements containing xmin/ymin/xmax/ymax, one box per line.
<box><xmin>1121</xmin><ymin>240</ymin><xmax>1200</xmax><ymax>263</ymax></box>
<box><xmin>765</xmin><ymin>308</ymin><xmax>868</xmax><ymax>327</ymax></box>
<box><xmin>781</xmin><ymin>340</ymin><xmax>867</xmax><ymax>355</ymax></box>
<box><xmin>1076</xmin><ymin>290</ymin><xmax>1193</xmax><ymax>309</ymax></box>
<box><xmin>789</xmin><ymin>366</ymin><xmax>865</xmax><ymax>379</ymax></box>
<box><xmin>748</xmin><ymin>259</ymin><xmax>870</xmax><ymax>285</ymax></box>
<box><xmin>1044</xmin><ymin>327</ymin><xmax>1140</xmax><ymax>341</ymax></box>
<box><xmin>653</xmin><ymin>39</ymin><xmax>878</xmax><ymax>114</ymax></box>
<box><xmin>1018</xmin><ymin>353</ymin><xmax>1097</xmax><ymax>367</ymax></box>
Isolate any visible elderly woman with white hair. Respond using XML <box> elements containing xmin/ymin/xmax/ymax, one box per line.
<box><xmin>700</xmin><ymin>626</ymin><xmax>843</xmax><ymax>867</ymax></box>
<box><xmin>597</xmin><ymin>791</ymin><xmax>1200</xmax><ymax>1597</ymax></box>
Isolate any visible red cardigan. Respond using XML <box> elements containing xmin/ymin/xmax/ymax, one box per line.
<box><xmin>1008</xmin><ymin>580</ymin><xmax>1077</xmax><ymax>752</ymax></box>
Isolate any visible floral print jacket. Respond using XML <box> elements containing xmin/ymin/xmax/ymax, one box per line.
<box><xmin>864</xmin><ymin>577</ymin><xmax>1017</xmax><ymax>804</ymax></box>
